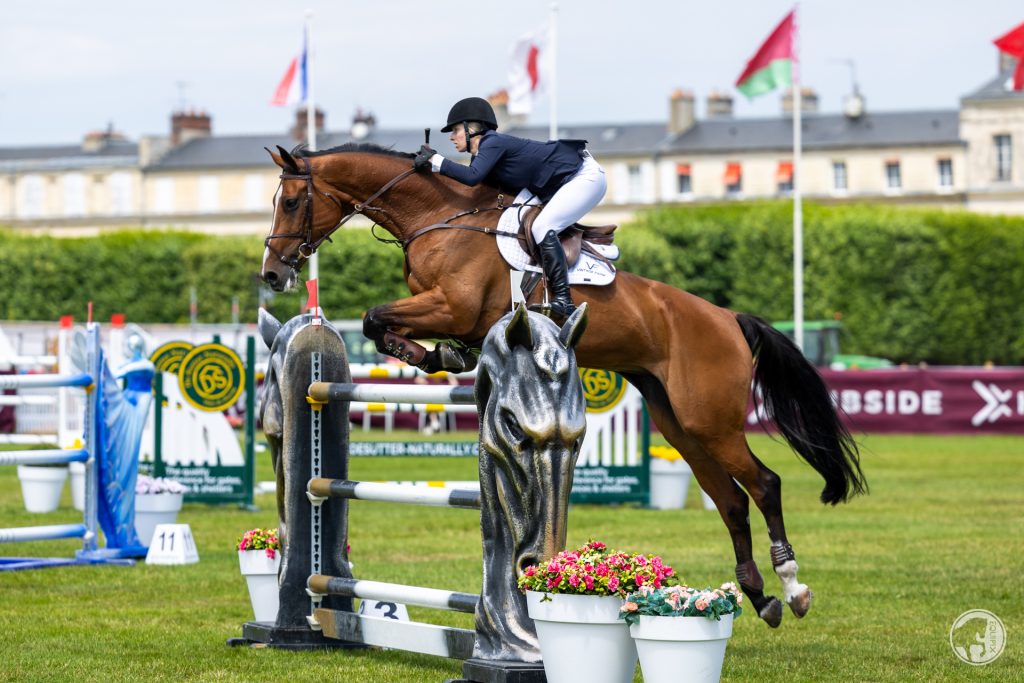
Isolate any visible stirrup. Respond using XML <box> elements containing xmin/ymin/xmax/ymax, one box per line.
<box><xmin>528</xmin><ymin>300</ymin><xmax>576</xmax><ymax>321</ymax></box>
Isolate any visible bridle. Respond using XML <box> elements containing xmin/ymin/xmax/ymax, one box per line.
<box><xmin>263</xmin><ymin>155</ymin><xmax>417</xmax><ymax>270</ymax></box>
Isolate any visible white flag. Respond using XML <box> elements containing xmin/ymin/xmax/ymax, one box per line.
<box><xmin>507</xmin><ymin>27</ymin><xmax>548</xmax><ymax>116</ymax></box>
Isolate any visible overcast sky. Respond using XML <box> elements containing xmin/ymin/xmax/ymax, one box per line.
<box><xmin>1</xmin><ymin>1</ymin><xmax>1021</xmax><ymax>147</ymax></box>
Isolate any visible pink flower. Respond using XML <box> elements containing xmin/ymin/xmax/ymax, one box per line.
<box><xmin>608</xmin><ymin>576</ymin><xmax>620</xmax><ymax>592</ymax></box>
<box><xmin>568</xmin><ymin>575</ymin><xmax>581</xmax><ymax>587</ymax></box>
<box><xmin>596</xmin><ymin>564</ymin><xmax>609</xmax><ymax>577</ymax></box>
<box><xmin>547</xmin><ymin>578</ymin><xmax>559</xmax><ymax>590</ymax></box>
<box><xmin>622</xmin><ymin>601</ymin><xmax>639</xmax><ymax>612</ymax></box>
<box><xmin>524</xmin><ymin>566</ymin><xmax>536</xmax><ymax>577</ymax></box>
<box><xmin>636</xmin><ymin>555</ymin><xmax>648</xmax><ymax>567</ymax></box>
<box><xmin>636</xmin><ymin>575</ymin><xmax>645</xmax><ymax>586</ymax></box>
<box><xmin>695</xmin><ymin>598</ymin><xmax>709</xmax><ymax>611</ymax></box>
<box><xmin>547</xmin><ymin>561</ymin><xmax>561</xmax><ymax>573</ymax></box>
<box><xmin>584</xmin><ymin>576</ymin><xmax>595</xmax><ymax>591</ymax></box>
<box><xmin>265</xmin><ymin>548</ymin><xmax>276</xmax><ymax>560</ymax></box>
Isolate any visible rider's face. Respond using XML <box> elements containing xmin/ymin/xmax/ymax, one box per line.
<box><xmin>449</xmin><ymin>125</ymin><xmax>468</xmax><ymax>153</ymax></box>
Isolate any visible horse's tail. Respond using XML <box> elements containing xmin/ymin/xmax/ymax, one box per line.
<box><xmin>736</xmin><ymin>313</ymin><xmax>867</xmax><ymax>505</ymax></box>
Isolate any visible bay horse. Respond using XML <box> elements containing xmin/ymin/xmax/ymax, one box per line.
<box><xmin>260</xmin><ymin>143</ymin><xmax>867</xmax><ymax>628</ymax></box>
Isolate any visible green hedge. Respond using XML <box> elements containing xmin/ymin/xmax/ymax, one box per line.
<box><xmin>3</xmin><ymin>202</ymin><xmax>1023</xmax><ymax>364</ymax></box>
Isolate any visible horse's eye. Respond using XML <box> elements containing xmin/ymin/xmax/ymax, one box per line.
<box><xmin>501</xmin><ymin>408</ymin><xmax>527</xmax><ymax>445</ymax></box>
<box><xmin>283</xmin><ymin>197</ymin><xmax>300</xmax><ymax>211</ymax></box>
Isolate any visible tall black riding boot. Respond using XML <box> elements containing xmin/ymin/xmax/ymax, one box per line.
<box><xmin>536</xmin><ymin>230</ymin><xmax>575</xmax><ymax>319</ymax></box>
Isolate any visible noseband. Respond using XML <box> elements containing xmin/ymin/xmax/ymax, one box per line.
<box><xmin>264</xmin><ymin>155</ymin><xmax>416</xmax><ymax>271</ymax></box>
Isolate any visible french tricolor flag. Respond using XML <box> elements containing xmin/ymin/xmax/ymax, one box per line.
<box><xmin>270</xmin><ymin>38</ymin><xmax>308</xmax><ymax>106</ymax></box>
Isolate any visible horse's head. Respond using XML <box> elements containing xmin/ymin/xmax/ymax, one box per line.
<box><xmin>261</xmin><ymin>146</ymin><xmax>353</xmax><ymax>292</ymax></box>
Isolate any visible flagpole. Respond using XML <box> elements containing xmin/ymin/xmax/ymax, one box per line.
<box><xmin>305</xmin><ymin>9</ymin><xmax>319</xmax><ymax>282</ymax></box>
<box><xmin>792</xmin><ymin>5</ymin><xmax>803</xmax><ymax>352</ymax></box>
<box><xmin>548</xmin><ymin>1</ymin><xmax>558</xmax><ymax>140</ymax></box>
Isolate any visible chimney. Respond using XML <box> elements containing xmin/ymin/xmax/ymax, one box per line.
<box><xmin>171</xmin><ymin>110</ymin><xmax>211</xmax><ymax>147</ymax></box>
<box><xmin>81</xmin><ymin>122</ymin><xmax>125</xmax><ymax>152</ymax></box>
<box><xmin>350</xmin><ymin>108</ymin><xmax>376</xmax><ymax>140</ymax></box>
<box><xmin>668</xmin><ymin>89</ymin><xmax>696</xmax><ymax>135</ymax></box>
<box><xmin>292</xmin><ymin>106</ymin><xmax>325</xmax><ymax>143</ymax></box>
<box><xmin>706</xmin><ymin>91</ymin><xmax>734</xmax><ymax>118</ymax></box>
<box><xmin>487</xmin><ymin>89</ymin><xmax>526</xmax><ymax>131</ymax></box>
<box><xmin>782</xmin><ymin>87</ymin><xmax>819</xmax><ymax>115</ymax></box>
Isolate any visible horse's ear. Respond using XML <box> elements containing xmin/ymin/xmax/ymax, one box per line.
<box><xmin>258</xmin><ymin>308</ymin><xmax>283</xmax><ymax>350</ymax></box>
<box><xmin>276</xmin><ymin>145</ymin><xmax>300</xmax><ymax>173</ymax></box>
<box><xmin>266</xmin><ymin>147</ymin><xmax>286</xmax><ymax>169</ymax></box>
<box><xmin>505</xmin><ymin>303</ymin><xmax>534</xmax><ymax>349</ymax></box>
<box><xmin>558</xmin><ymin>302</ymin><xmax>589</xmax><ymax>349</ymax></box>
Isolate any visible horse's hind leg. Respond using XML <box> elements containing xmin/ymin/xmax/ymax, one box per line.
<box><xmin>708</xmin><ymin>433</ymin><xmax>814</xmax><ymax>619</ymax></box>
<box><xmin>623</xmin><ymin>373</ymin><xmax>784</xmax><ymax>628</ymax></box>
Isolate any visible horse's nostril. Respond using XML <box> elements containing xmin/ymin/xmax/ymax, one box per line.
<box><xmin>264</xmin><ymin>271</ymin><xmax>278</xmax><ymax>283</ymax></box>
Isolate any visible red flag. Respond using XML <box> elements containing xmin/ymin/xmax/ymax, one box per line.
<box><xmin>306</xmin><ymin>278</ymin><xmax>318</xmax><ymax>313</ymax></box>
<box><xmin>994</xmin><ymin>21</ymin><xmax>1024</xmax><ymax>91</ymax></box>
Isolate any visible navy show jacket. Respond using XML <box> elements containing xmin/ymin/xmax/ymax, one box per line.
<box><xmin>439</xmin><ymin>131</ymin><xmax>587</xmax><ymax>201</ymax></box>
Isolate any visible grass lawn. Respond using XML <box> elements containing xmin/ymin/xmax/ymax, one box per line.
<box><xmin>1</xmin><ymin>433</ymin><xmax>1021</xmax><ymax>682</ymax></box>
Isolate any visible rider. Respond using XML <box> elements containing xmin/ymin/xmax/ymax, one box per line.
<box><xmin>413</xmin><ymin>97</ymin><xmax>607</xmax><ymax>319</ymax></box>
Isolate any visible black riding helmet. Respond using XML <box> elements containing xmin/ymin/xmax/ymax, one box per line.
<box><xmin>440</xmin><ymin>97</ymin><xmax>498</xmax><ymax>133</ymax></box>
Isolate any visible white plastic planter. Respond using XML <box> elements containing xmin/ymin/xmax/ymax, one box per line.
<box><xmin>134</xmin><ymin>492</ymin><xmax>184</xmax><ymax>546</ymax></box>
<box><xmin>525</xmin><ymin>592</ymin><xmax>636</xmax><ymax>683</ymax></box>
<box><xmin>239</xmin><ymin>550</ymin><xmax>281</xmax><ymax>623</ymax></box>
<box><xmin>629</xmin><ymin>614</ymin><xmax>733</xmax><ymax>683</ymax></box>
<box><xmin>649</xmin><ymin>457</ymin><xmax>692</xmax><ymax>510</ymax></box>
<box><xmin>70</xmin><ymin>461</ymin><xmax>86</xmax><ymax>512</ymax></box>
<box><xmin>17</xmin><ymin>465</ymin><xmax>68</xmax><ymax>513</ymax></box>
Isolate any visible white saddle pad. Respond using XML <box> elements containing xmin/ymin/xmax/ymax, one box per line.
<box><xmin>495</xmin><ymin>190</ymin><xmax>617</xmax><ymax>287</ymax></box>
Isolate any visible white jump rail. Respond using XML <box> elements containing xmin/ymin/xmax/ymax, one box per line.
<box><xmin>0</xmin><ymin>325</ymin><xmax>101</xmax><ymax>564</ymax></box>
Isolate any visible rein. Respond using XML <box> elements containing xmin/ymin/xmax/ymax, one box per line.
<box><xmin>265</xmin><ymin>155</ymin><xmax>526</xmax><ymax>268</ymax></box>
<box><xmin>264</xmin><ymin>156</ymin><xmax>417</xmax><ymax>269</ymax></box>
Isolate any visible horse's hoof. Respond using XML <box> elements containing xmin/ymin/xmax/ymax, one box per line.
<box><xmin>759</xmin><ymin>597</ymin><xmax>784</xmax><ymax>628</ymax></box>
<box><xmin>788</xmin><ymin>587</ymin><xmax>813</xmax><ymax>618</ymax></box>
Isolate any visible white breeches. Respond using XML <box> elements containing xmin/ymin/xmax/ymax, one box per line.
<box><xmin>530</xmin><ymin>155</ymin><xmax>607</xmax><ymax>242</ymax></box>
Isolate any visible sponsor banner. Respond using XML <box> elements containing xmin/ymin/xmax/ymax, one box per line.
<box><xmin>748</xmin><ymin>368</ymin><xmax>1024</xmax><ymax>434</ymax></box>
<box><xmin>350</xmin><ymin>441</ymin><xmax>479</xmax><ymax>457</ymax></box>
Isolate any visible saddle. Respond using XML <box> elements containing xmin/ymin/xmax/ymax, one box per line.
<box><xmin>515</xmin><ymin>205</ymin><xmax>618</xmax><ymax>269</ymax></box>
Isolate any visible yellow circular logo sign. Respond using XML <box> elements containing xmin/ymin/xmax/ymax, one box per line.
<box><xmin>579</xmin><ymin>368</ymin><xmax>627</xmax><ymax>413</ymax></box>
<box><xmin>150</xmin><ymin>341</ymin><xmax>194</xmax><ymax>374</ymax></box>
<box><xmin>177</xmin><ymin>343</ymin><xmax>245</xmax><ymax>412</ymax></box>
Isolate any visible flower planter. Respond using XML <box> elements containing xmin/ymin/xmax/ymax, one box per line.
<box><xmin>70</xmin><ymin>461</ymin><xmax>86</xmax><ymax>512</ymax></box>
<box><xmin>629</xmin><ymin>614</ymin><xmax>733</xmax><ymax>683</ymax></box>
<box><xmin>526</xmin><ymin>591</ymin><xmax>637</xmax><ymax>683</ymax></box>
<box><xmin>134</xmin><ymin>492</ymin><xmax>184</xmax><ymax>546</ymax></box>
<box><xmin>239</xmin><ymin>550</ymin><xmax>281</xmax><ymax>623</ymax></box>
<box><xmin>17</xmin><ymin>465</ymin><xmax>68</xmax><ymax>513</ymax></box>
<box><xmin>649</xmin><ymin>457</ymin><xmax>692</xmax><ymax>509</ymax></box>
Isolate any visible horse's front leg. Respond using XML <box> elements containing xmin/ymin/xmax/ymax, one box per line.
<box><xmin>363</xmin><ymin>287</ymin><xmax>481</xmax><ymax>373</ymax></box>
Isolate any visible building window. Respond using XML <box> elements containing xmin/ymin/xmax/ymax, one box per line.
<box><xmin>18</xmin><ymin>174</ymin><xmax>45</xmax><ymax>218</ymax></box>
<box><xmin>723</xmin><ymin>162</ymin><xmax>742</xmax><ymax>195</ymax></box>
<box><xmin>776</xmin><ymin>161</ymin><xmax>794</xmax><ymax>194</ymax></box>
<box><xmin>885</xmin><ymin>160</ymin><xmax>902</xmax><ymax>191</ymax></box>
<box><xmin>154</xmin><ymin>178</ymin><xmax>175</xmax><ymax>214</ymax></box>
<box><xmin>675</xmin><ymin>164</ymin><xmax>692</xmax><ymax>195</ymax></box>
<box><xmin>244</xmin><ymin>174</ymin><xmax>265</xmax><ymax>211</ymax></box>
<box><xmin>108</xmin><ymin>172</ymin><xmax>133</xmax><ymax>215</ymax></box>
<box><xmin>832</xmin><ymin>161</ymin><xmax>848</xmax><ymax>192</ymax></box>
<box><xmin>995</xmin><ymin>134</ymin><xmax>1012</xmax><ymax>181</ymax></box>
<box><xmin>937</xmin><ymin>158</ymin><xmax>953</xmax><ymax>189</ymax></box>
<box><xmin>198</xmin><ymin>175</ymin><xmax>220</xmax><ymax>212</ymax></box>
<box><xmin>627</xmin><ymin>164</ymin><xmax>644</xmax><ymax>201</ymax></box>
<box><xmin>63</xmin><ymin>173</ymin><xmax>86</xmax><ymax>217</ymax></box>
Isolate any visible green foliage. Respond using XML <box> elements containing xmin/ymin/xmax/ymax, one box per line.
<box><xmin>620</xmin><ymin>202</ymin><xmax>1024</xmax><ymax>365</ymax></box>
<box><xmin>3</xmin><ymin>202</ymin><xmax>1023</xmax><ymax>364</ymax></box>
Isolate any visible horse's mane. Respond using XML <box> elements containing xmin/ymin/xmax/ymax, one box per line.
<box><xmin>293</xmin><ymin>143</ymin><xmax>414</xmax><ymax>160</ymax></box>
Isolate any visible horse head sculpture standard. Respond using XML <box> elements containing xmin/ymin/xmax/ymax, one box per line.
<box><xmin>472</xmin><ymin>304</ymin><xmax>588</xmax><ymax>662</ymax></box>
<box><xmin>259</xmin><ymin>143</ymin><xmax>868</xmax><ymax>627</ymax></box>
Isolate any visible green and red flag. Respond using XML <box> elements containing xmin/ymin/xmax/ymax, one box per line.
<box><xmin>735</xmin><ymin>9</ymin><xmax>796</xmax><ymax>98</ymax></box>
<box><xmin>993</xmin><ymin>20</ymin><xmax>1024</xmax><ymax>91</ymax></box>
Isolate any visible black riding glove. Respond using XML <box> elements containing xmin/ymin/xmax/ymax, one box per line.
<box><xmin>413</xmin><ymin>145</ymin><xmax>437</xmax><ymax>172</ymax></box>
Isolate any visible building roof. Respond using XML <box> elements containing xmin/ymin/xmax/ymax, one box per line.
<box><xmin>0</xmin><ymin>139</ymin><xmax>138</xmax><ymax>172</ymax></box>
<box><xmin>663</xmin><ymin>110</ymin><xmax>962</xmax><ymax>154</ymax></box>
<box><xmin>504</xmin><ymin>122</ymin><xmax>671</xmax><ymax>156</ymax></box>
<box><xmin>961</xmin><ymin>70</ymin><xmax>1024</xmax><ymax>104</ymax></box>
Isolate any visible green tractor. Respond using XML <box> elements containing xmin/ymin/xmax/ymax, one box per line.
<box><xmin>771</xmin><ymin>320</ymin><xmax>892</xmax><ymax>370</ymax></box>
